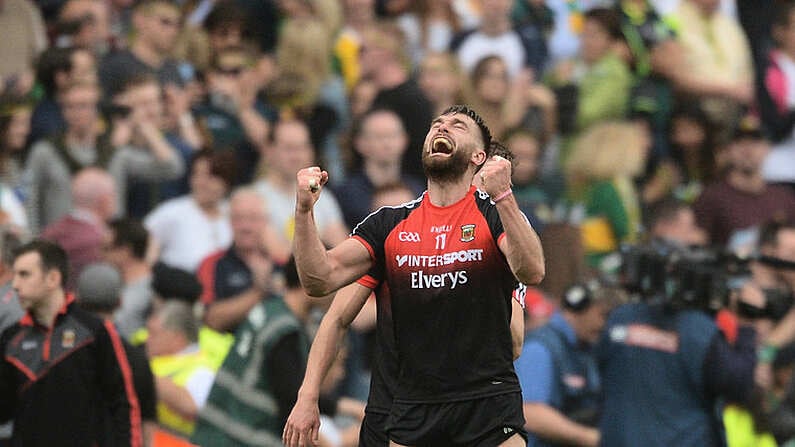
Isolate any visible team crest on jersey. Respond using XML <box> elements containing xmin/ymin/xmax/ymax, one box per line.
<box><xmin>460</xmin><ymin>224</ymin><xmax>475</xmax><ymax>242</ymax></box>
<box><xmin>62</xmin><ymin>329</ymin><xmax>76</xmax><ymax>348</ymax></box>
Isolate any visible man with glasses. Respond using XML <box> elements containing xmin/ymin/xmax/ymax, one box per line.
<box><xmin>194</xmin><ymin>45</ymin><xmax>272</xmax><ymax>183</ymax></box>
<box><xmin>99</xmin><ymin>0</ymin><xmax>184</xmax><ymax>98</ymax></box>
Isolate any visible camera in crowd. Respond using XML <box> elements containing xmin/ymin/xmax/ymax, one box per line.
<box><xmin>619</xmin><ymin>240</ymin><xmax>792</xmax><ymax>319</ymax></box>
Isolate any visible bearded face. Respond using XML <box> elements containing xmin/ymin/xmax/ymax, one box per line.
<box><xmin>421</xmin><ymin>114</ymin><xmax>483</xmax><ymax>183</ymax></box>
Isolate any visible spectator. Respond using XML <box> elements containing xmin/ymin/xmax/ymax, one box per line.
<box><xmin>99</xmin><ymin>0</ymin><xmax>184</xmax><ymax>98</ymax></box>
<box><xmin>55</xmin><ymin>0</ymin><xmax>111</xmax><ymax>54</ymax></box>
<box><xmin>647</xmin><ymin>198</ymin><xmax>707</xmax><ymax>247</ymax></box>
<box><xmin>333</xmin><ymin>108</ymin><xmax>424</xmax><ymax>230</ymax></box>
<box><xmin>759</xmin><ymin>0</ymin><xmax>795</xmax><ymax>185</ymax></box>
<box><xmin>0</xmin><ymin>229</ymin><xmax>22</xmax><ymax>332</ymax></box>
<box><xmin>29</xmin><ymin>46</ymin><xmax>97</xmax><ymax>144</ymax></box>
<box><xmin>0</xmin><ymin>240</ymin><xmax>141</xmax><ymax>446</ymax></box>
<box><xmin>643</xmin><ymin>103</ymin><xmax>720</xmax><ymax>205</ymax></box>
<box><xmin>145</xmin><ymin>149</ymin><xmax>234</xmax><ymax>272</ymax></box>
<box><xmin>670</xmin><ymin>0</ymin><xmax>754</xmax><ymax>129</ymax></box>
<box><xmin>0</xmin><ymin>94</ymin><xmax>32</xmax><ymax>230</ymax></box>
<box><xmin>693</xmin><ymin>115</ymin><xmax>795</xmax><ymax>246</ymax></box>
<box><xmin>547</xmin><ymin>7</ymin><xmax>632</xmax><ymax>139</ymax></box>
<box><xmin>361</xmin><ymin>25</ymin><xmax>434</xmax><ymax>179</ymax></box>
<box><xmin>109</xmin><ymin>75</ymin><xmax>190</xmax><ymax>217</ymax></box>
<box><xmin>147</xmin><ymin>262</ymin><xmax>233</xmax><ymax>372</ymax></box>
<box><xmin>146</xmin><ymin>300</ymin><xmax>216</xmax><ymax>438</ymax></box>
<box><xmin>191</xmin><ymin>258</ymin><xmax>311</xmax><ymax>447</ymax></box>
<box><xmin>516</xmin><ymin>280</ymin><xmax>622</xmax><ymax>447</ymax></box>
<box><xmin>597</xmin><ymin>279</ymin><xmax>759</xmax><ymax>445</ymax></box>
<box><xmin>254</xmin><ymin>118</ymin><xmax>349</xmax><ymax>248</ymax></box>
<box><xmin>193</xmin><ymin>45</ymin><xmax>273</xmax><ymax>184</ymax></box>
<box><xmin>464</xmin><ymin>55</ymin><xmax>556</xmax><ymax>143</ymax></box>
<box><xmin>0</xmin><ymin>0</ymin><xmax>46</xmax><ymax>91</ymax></box>
<box><xmin>417</xmin><ymin>51</ymin><xmax>466</xmax><ymax>117</ymax></box>
<box><xmin>614</xmin><ymin>0</ymin><xmax>677</xmax><ymax>160</ymax></box>
<box><xmin>25</xmin><ymin>79</ymin><xmax>184</xmax><ymax>233</ymax></box>
<box><xmin>450</xmin><ymin>0</ymin><xmax>547</xmax><ymax>77</ymax></box>
<box><xmin>41</xmin><ymin>168</ymin><xmax>117</xmax><ymax>292</ymax></box>
<box><xmin>271</xmin><ymin>15</ymin><xmax>347</xmax><ymax>180</ymax></box>
<box><xmin>334</xmin><ymin>0</ymin><xmax>378</xmax><ymax>91</ymax></box>
<box><xmin>76</xmin><ymin>262</ymin><xmax>158</xmax><ymax>447</ymax></box>
<box><xmin>564</xmin><ymin>121</ymin><xmax>650</xmax><ymax>269</ymax></box>
<box><xmin>395</xmin><ymin>0</ymin><xmax>461</xmax><ymax>66</ymax></box>
<box><xmin>198</xmin><ymin>187</ymin><xmax>289</xmax><ymax>333</ymax></box>
<box><xmin>505</xmin><ymin>128</ymin><xmax>555</xmax><ymax>228</ymax></box>
<box><xmin>104</xmin><ymin>218</ymin><xmax>154</xmax><ymax>340</ymax></box>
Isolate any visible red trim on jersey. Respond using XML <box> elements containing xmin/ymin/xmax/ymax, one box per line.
<box><xmin>497</xmin><ymin>232</ymin><xmax>507</xmax><ymax>246</ymax></box>
<box><xmin>356</xmin><ymin>275</ymin><xmax>379</xmax><ymax>289</ymax></box>
<box><xmin>197</xmin><ymin>250</ymin><xmax>224</xmax><ymax>306</ymax></box>
<box><xmin>5</xmin><ymin>355</ymin><xmax>36</xmax><ymax>381</ymax></box>
<box><xmin>104</xmin><ymin>320</ymin><xmax>142</xmax><ymax>447</ymax></box>
<box><xmin>351</xmin><ymin>235</ymin><xmax>376</xmax><ymax>261</ymax></box>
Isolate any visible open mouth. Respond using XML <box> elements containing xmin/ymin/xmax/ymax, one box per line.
<box><xmin>431</xmin><ymin>137</ymin><xmax>454</xmax><ymax>155</ymax></box>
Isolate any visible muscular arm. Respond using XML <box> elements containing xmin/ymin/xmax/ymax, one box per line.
<box><xmin>511</xmin><ymin>298</ymin><xmax>524</xmax><ymax>360</ymax></box>
<box><xmin>283</xmin><ymin>282</ymin><xmax>373</xmax><ymax>447</ymax></box>
<box><xmin>523</xmin><ymin>403</ymin><xmax>599</xmax><ymax>447</ymax></box>
<box><xmin>293</xmin><ymin>168</ymin><xmax>373</xmax><ymax>296</ymax></box>
<box><xmin>497</xmin><ymin>195</ymin><xmax>545</xmax><ymax>285</ymax></box>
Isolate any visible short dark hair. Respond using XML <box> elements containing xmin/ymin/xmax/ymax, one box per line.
<box><xmin>440</xmin><ymin>105</ymin><xmax>492</xmax><ymax>154</ymax></box>
<box><xmin>648</xmin><ymin>198</ymin><xmax>690</xmax><ymax>229</ymax></box>
<box><xmin>35</xmin><ymin>47</ymin><xmax>77</xmax><ymax>97</ymax></box>
<box><xmin>487</xmin><ymin>140</ymin><xmax>515</xmax><ymax>174</ymax></box>
<box><xmin>190</xmin><ymin>148</ymin><xmax>238</xmax><ymax>188</ymax></box>
<box><xmin>584</xmin><ymin>7</ymin><xmax>623</xmax><ymax>40</ymax></box>
<box><xmin>13</xmin><ymin>240</ymin><xmax>69</xmax><ymax>287</ymax></box>
<box><xmin>109</xmin><ymin>218</ymin><xmax>150</xmax><ymax>260</ymax></box>
<box><xmin>203</xmin><ymin>2</ymin><xmax>247</xmax><ymax>34</ymax></box>
<box><xmin>773</xmin><ymin>0</ymin><xmax>795</xmax><ymax>28</ymax></box>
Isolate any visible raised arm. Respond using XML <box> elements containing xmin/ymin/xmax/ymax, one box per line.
<box><xmin>479</xmin><ymin>156</ymin><xmax>545</xmax><ymax>285</ymax></box>
<box><xmin>293</xmin><ymin>167</ymin><xmax>373</xmax><ymax>296</ymax></box>
<box><xmin>283</xmin><ymin>282</ymin><xmax>374</xmax><ymax>447</ymax></box>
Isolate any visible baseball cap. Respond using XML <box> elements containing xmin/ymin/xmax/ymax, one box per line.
<box><xmin>76</xmin><ymin>262</ymin><xmax>123</xmax><ymax>312</ymax></box>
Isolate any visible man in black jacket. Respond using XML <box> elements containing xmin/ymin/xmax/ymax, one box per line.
<box><xmin>0</xmin><ymin>240</ymin><xmax>142</xmax><ymax>447</ymax></box>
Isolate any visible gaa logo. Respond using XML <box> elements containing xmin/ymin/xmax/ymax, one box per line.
<box><xmin>398</xmin><ymin>231</ymin><xmax>421</xmax><ymax>242</ymax></box>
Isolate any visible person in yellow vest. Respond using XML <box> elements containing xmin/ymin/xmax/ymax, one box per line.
<box><xmin>146</xmin><ymin>300</ymin><xmax>216</xmax><ymax>438</ymax></box>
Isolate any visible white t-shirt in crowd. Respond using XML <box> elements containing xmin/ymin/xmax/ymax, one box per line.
<box><xmin>144</xmin><ymin>195</ymin><xmax>232</xmax><ymax>272</ymax></box>
<box><xmin>456</xmin><ymin>30</ymin><xmax>525</xmax><ymax>77</ymax></box>
<box><xmin>253</xmin><ymin>179</ymin><xmax>346</xmax><ymax>243</ymax></box>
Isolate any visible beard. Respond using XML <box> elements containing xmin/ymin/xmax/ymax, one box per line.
<box><xmin>422</xmin><ymin>146</ymin><xmax>471</xmax><ymax>183</ymax></box>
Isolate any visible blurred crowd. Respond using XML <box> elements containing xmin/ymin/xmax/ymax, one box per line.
<box><xmin>2</xmin><ymin>0</ymin><xmax>795</xmax><ymax>445</ymax></box>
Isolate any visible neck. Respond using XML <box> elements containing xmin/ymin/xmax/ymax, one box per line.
<box><xmin>480</xmin><ymin>17</ymin><xmax>511</xmax><ymax>36</ymax></box>
<box><xmin>123</xmin><ymin>260</ymin><xmax>150</xmax><ymax>283</ymax></box>
<box><xmin>364</xmin><ymin>160</ymin><xmax>402</xmax><ymax>187</ymax></box>
<box><xmin>34</xmin><ymin>289</ymin><xmax>66</xmax><ymax>328</ymax></box>
<box><xmin>727</xmin><ymin>170</ymin><xmax>765</xmax><ymax>193</ymax></box>
<box><xmin>193</xmin><ymin>196</ymin><xmax>221</xmax><ymax>216</ymax></box>
<box><xmin>131</xmin><ymin>40</ymin><xmax>163</xmax><ymax>68</ymax></box>
<box><xmin>426</xmin><ymin>176</ymin><xmax>472</xmax><ymax>207</ymax></box>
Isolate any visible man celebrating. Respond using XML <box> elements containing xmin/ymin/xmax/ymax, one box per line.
<box><xmin>292</xmin><ymin>105</ymin><xmax>544</xmax><ymax>446</ymax></box>
<box><xmin>0</xmin><ymin>240</ymin><xmax>141</xmax><ymax>446</ymax></box>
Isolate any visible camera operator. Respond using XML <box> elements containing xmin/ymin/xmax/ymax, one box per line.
<box><xmin>597</xmin><ymin>265</ymin><xmax>759</xmax><ymax>445</ymax></box>
<box><xmin>515</xmin><ymin>280</ymin><xmax>623</xmax><ymax>447</ymax></box>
